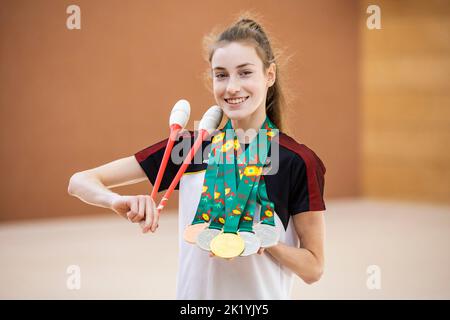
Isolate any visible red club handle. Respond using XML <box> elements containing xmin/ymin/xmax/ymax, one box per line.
<box><xmin>157</xmin><ymin>129</ymin><xmax>209</xmax><ymax>211</ymax></box>
<box><xmin>150</xmin><ymin>123</ymin><xmax>182</xmax><ymax>200</ymax></box>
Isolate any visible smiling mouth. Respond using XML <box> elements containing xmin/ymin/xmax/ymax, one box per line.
<box><xmin>224</xmin><ymin>96</ymin><xmax>249</xmax><ymax>105</ymax></box>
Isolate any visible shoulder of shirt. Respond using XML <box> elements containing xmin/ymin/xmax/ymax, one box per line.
<box><xmin>277</xmin><ymin>132</ymin><xmax>326</xmax><ymax>174</ymax></box>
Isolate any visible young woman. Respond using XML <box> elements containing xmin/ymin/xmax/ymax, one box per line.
<box><xmin>68</xmin><ymin>17</ymin><xmax>326</xmax><ymax>300</ymax></box>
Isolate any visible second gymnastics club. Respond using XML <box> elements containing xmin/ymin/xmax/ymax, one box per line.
<box><xmin>157</xmin><ymin>105</ymin><xmax>223</xmax><ymax>211</ymax></box>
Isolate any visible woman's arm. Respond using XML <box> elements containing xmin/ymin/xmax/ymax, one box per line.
<box><xmin>67</xmin><ymin>155</ymin><xmax>147</xmax><ymax>208</ymax></box>
<box><xmin>67</xmin><ymin>156</ymin><xmax>160</xmax><ymax>232</ymax></box>
<box><xmin>265</xmin><ymin>211</ymin><xmax>325</xmax><ymax>284</ymax></box>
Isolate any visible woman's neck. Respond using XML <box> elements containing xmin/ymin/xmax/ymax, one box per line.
<box><xmin>231</xmin><ymin>108</ymin><xmax>267</xmax><ymax>144</ymax></box>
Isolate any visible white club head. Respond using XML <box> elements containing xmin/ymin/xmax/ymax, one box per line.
<box><xmin>198</xmin><ymin>105</ymin><xmax>223</xmax><ymax>134</ymax></box>
<box><xmin>169</xmin><ymin>99</ymin><xmax>191</xmax><ymax>128</ymax></box>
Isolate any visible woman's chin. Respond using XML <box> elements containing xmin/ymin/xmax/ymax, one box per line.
<box><xmin>223</xmin><ymin>109</ymin><xmax>249</xmax><ymax>121</ymax></box>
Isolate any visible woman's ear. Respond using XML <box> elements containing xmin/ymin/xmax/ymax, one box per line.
<box><xmin>267</xmin><ymin>63</ymin><xmax>276</xmax><ymax>87</ymax></box>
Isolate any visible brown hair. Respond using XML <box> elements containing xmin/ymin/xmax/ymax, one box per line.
<box><xmin>204</xmin><ymin>16</ymin><xmax>287</xmax><ymax>131</ymax></box>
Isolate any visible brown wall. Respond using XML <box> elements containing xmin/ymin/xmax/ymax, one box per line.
<box><xmin>360</xmin><ymin>0</ymin><xmax>450</xmax><ymax>204</ymax></box>
<box><xmin>0</xmin><ymin>0</ymin><xmax>359</xmax><ymax>221</ymax></box>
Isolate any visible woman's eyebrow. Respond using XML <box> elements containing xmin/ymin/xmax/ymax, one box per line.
<box><xmin>213</xmin><ymin>63</ymin><xmax>255</xmax><ymax>71</ymax></box>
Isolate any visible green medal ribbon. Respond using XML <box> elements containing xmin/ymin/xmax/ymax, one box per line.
<box><xmin>221</xmin><ymin>118</ymin><xmax>277</xmax><ymax>235</ymax></box>
<box><xmin>201</xmin><ymin>122</ymin><xmax>239</xmax><ymax>231</ymax></box>
<box><xmin>190</xmin><ymin>131</ymin><xmax>225</xmax><ymax>225</ymax></box>
<box><xmin>191</xmin><ymin>116</ymin><xmax>278</xmax><ymax>234</ymax></box>
<box><xmin>233</xmin><ymin>131</ymin><xmax>263</xmax><ymax>233</ymax></box>
<box><xmin>208</xmin><ymin>165</ymin><xmax>227</xmax><ymax>230</ymax></box>
<box><xmin>257</xmin><ymin>176</ymin><xmax>276</xmax><ymax>227</ymax></box>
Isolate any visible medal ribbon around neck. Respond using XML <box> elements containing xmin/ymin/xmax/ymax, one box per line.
<box><xmin>188</xmin><ymin>117</ymin><xmax>278</xmax><ymax>255</ymax></box>
<box><xmin>189</xmin><ymin>131</ymin><xmax>226</xmax><ymax>226</ymax></box>
<box><xmin>197</xmin><ymin>122</ymin><xmax>238</xmax><ymax>232</ymax></box>
<box><xmin>221</xmin><ymin>117</ymin><xmax>277</xmax><ymax>235</ymax></box>
<box><xmin>183</xmin><ymin>129</ymin><xmax>226</xmax><ymax>244</ymax></box>
<box><xmin>208</xmin><ymin>117</ymin><xmax>278</xmax><ymax>258</ymax></box>
<box><xmin>256</xmin><ymin>176</ymin><xmax>276</xmax><ymax>227</ymax></box>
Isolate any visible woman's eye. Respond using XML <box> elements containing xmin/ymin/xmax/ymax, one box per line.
<box><xmin>215</xmin><ymin>74</ymin><xmax>227</xmax><ymax>79</ymax></box>
<box><xmin>240</xmin><ymin>71</ymin><xmax>253</xmax><ymax>77</ymax></box>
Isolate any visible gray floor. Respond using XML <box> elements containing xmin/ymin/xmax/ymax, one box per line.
<box><xmin>1</xmin><ymin>199</ymin><xmax>449</xmax><ymax>299</ymax></box>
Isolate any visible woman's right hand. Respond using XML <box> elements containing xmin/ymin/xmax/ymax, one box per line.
<box><xmin>110</xmin><ymin>194</ymin><xmax>160</xmax><ymax>233</ymax></box>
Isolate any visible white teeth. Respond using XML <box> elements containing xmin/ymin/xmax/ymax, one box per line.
<box><xmin>226</xmin><ymin>97</ymin><xmax>248</xmax><ymax>104</ymax></box>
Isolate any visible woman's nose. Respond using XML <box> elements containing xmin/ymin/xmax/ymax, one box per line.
<box><xmin>226</xmin><ymin>77</ymin><xmax>241</xmax><ymax>94</ymax></box>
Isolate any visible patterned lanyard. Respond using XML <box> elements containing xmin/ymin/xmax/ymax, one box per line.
<box><xmin>189</xmin><ymin>131</ymin><xmax>226</xmax><ymax>226</ymax></box>
<box><xmin>256</xmin><ymin>176</ymin><xmax>276</xmax><ymax>227</ymax></box>
<box><xmin>187</xmin><ymin>117</ymin><xmax>278</xmax><ymax>257</ymax></box>
<box><xmin>219</xmin><ymin>117</ymin><xmax>277</xmax><ymax>234</ymax></box>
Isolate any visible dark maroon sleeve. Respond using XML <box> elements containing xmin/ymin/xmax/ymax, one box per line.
<box><xmin>288</xmin><ymin>148</ymin><xmax>326</xmax><ymax>215</ymax></box>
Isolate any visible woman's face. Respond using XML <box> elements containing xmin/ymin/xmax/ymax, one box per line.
<box><xmin>211</xmin><ymin>42</ymin><xmax>275</xmax><ymax>121</ymax></box>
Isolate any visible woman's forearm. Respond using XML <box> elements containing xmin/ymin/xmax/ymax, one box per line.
<box><xmin>68</xmin><ymin>172</ymin><xmax>120</xmax><ymax>209</ymax></box>
<box><xmin>266</xmin><ymin>242</ymin><xmax>323</xmax><ymax>284</ymax></box>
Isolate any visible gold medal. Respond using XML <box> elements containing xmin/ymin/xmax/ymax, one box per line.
<box><xmin>183</xmin><ymin>222</ymin><xmax>208</xmax><ymax>244</ymax></box>
<box><xmin>210</xmin><ymin>232</ymin><xmax>245</xmax><ymax>259</ymax></box>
